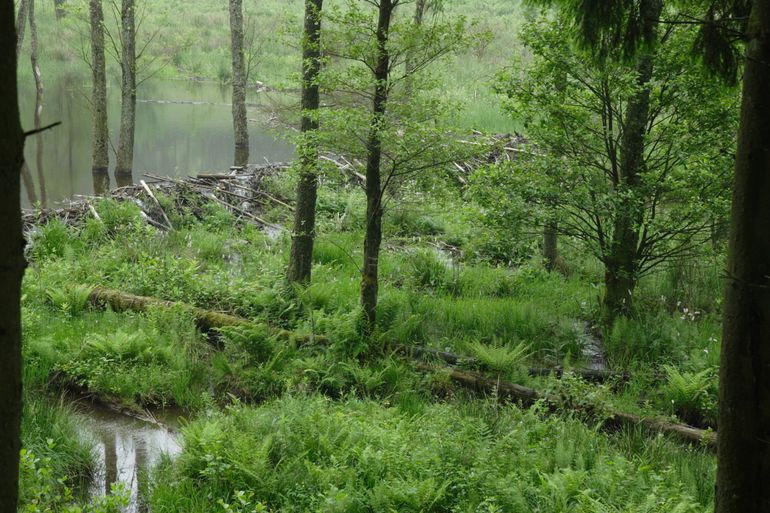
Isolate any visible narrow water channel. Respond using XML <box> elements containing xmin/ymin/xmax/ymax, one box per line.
<box><xmin>78</xmin><ymin>403</ymin><xmax>182</xmax><ymax>512</ymax></box>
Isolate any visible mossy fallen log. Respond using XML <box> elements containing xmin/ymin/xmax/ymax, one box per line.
<box><xmin>89</xmin><ymin>287</ymin><xmax>255</xmax><ymax>332</ymax></box>
<box><xmin>87</xmin><ymin>287</ymin><xmax>328</xmax><ymax>346</ymax></box>
<box><xmin>420</xmin><ymin>363</ymin><xmax>716</xmax><ymax>448</ymax></box>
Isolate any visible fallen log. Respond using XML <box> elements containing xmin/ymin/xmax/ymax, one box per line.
<box><xmin>87</xmin><ymin>287</ymin><xmax>329</xmax><ymax>346</ymax></box>
<box><xmin>419</xmin><ymin>363</ymin><xmax>716</xmax><ymax>448</ymax></box>
<box><xmin>404</xmin><ymin>345</ymin><xmax>630</xmax><ymax>383</ymax></box>
<box><xmin>88</xmin><ymin>287</ymin><xmax>252</xmax><ymax>332</ymax></box>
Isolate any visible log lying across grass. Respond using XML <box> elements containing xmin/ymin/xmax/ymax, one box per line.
<box><xmin>419</xmin><ymin>363</ymin><xmax>716</xmax><ymax>449</ymax></box>
<box><xmin>404</xmin><ymin>345</ymin><xmax>630</xmax><ymax>383</ymax></box>
<box><xmin>88</xmin><ymin>286</ymin><xmax>253</xmax><ymax>332</ymax></box>
<box><xmin>87</xmin><ymin>286</ymin><xmax>328</xmax><ymax>345</ymax></box>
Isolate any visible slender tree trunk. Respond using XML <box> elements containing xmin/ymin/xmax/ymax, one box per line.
<box><xmin>53</xmin><ymin>0</ymin><xmax>65</xmax><ymax>18</ymax></box>
<box><xmin>287</xmin><ymin>0</ymin><xmax>323</xmax><ymax>284</ymax></box>
<box><xmin>602</xmin><ymin>3</ymin><xmax>660</xmax><ymax>322</ymax></box>
<box><xmin>16</xmin><ymin>0</ymin><xmax>28</xmax><ymax>60</ymax></box>
<box><xmin>360</xmin><ymin>0</ymin><xmax>394</xmax><ymax>336</ymax></box>
<box><xmin>29</xmin><ymin>0</ymin><xmax>46</xmax><ymax>208</ymax></box>
<box><xmin>229</xmin><ymin>0</ymin><xmax>249</xmax><ymax>168</ymax></box>
<box><xmin>90</xmin><ymin>0</ymin><xmax>109</xmax><ymax>184</ymax></box>
<box><xmin>404</xmin><ymin>0</ymin><xmax>426</xmax><ymax>98</ymax></box>
<box><xmin>543</xmin><ymin>220</ymin><xmax>558</xmax><ymax>272</ymax></box>
<box><xmin>21</xmin><ymin>162</ymin><xmax>37</xmax><ymax>204</ymax></box>
<box><xmin>115</xmin><ymin>0</ymin><xmax>136</xmax><ymax>179</ymax></box>
<box><xmin>0</xmin><ymin>0</ymin><xmax>27</xmax><ymax>509</ymax></box>
<box><xmin>715</xmin><ymin>1</ymin><xmax>770</xmax><ymax>511</ymax></box>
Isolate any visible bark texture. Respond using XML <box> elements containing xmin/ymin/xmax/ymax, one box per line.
<box><xmin>229</xmin><ymin>0</ymin><xmax>249</xmax><ymax>168</ymax></box>
<box><xmin>90</xmin><ymin>0</ymin><xmax>109</xmax><ymax>176</ymax></box>
<box><xmin>115</xmin><ymin>0</ymin><xmax>136</xmax><ymax>178</ymax></box>
<box><xmin>715</xmin><ymin>1</ymin><xmax>770</xmax><ymax>511</ymax></box>
<box><xmin>15</xmin><ymin>0</ymin><xmax>28</xmax><ymax>59</ymax></box>
<box><xmin>602</xmin><ymin>1</ymin><xmax>661</xmax><ymax>321</ymax></box>
<box><xmin>287</xmin><ymin>0</ymin><xmax>323</xmax><ymax>284</ymax></box>
<box><xmin>0</xmin><ymin>1</ymin><xmax>27</xmax><ymax>508</ymax></box>
<box><xmin>29</xmin><ymin>0</ymin><xmax>46</xmax><ymax>208</ymax></box>
<box><xmin>543</xmin><ymin>220</ymin><xmax>558</xmax><ymax>272</ymax></box>
<box><xmin>360</xmin><ymin>0</ymin><xmax>394</xmax><ymax>335</ymax></box>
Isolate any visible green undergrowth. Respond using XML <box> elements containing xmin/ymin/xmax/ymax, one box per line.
<box><xmin>150</xmin><ymin>395</ymin><xmax>714</xmax><ymax>513</ymax></box>
<box><xmin>24</xmin><ymin>191</ymin><xmax>725</xmax><ymax>428</ymax></box>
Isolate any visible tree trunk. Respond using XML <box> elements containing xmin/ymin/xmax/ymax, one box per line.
<box><xmin>602</xmin><ymin>3</ymin><xmax>661</xmax><ymax>322</ymax></box>
<box><xmin>15</xmin><ymin>0</ymin><xmax>28</xmax><ymax>60</ymax></box>
<box><xmin>715</xmin><ymin>1</ymin><xmax>770</xmax><ymax>511</ymax></box>
<box><xmin>543</xmin><ymin>220</ymin><xmax>558</xmax><ymax>272</ymax></box>
<box><xmin>360</xmin><ymin>0</ymin><xmax>394</xmax><ymax>336</ymax></box>
<box><xmin>21</xmin><ymin>162</ymin><xmax>37</xmax><ymax>204</ymax></box>
<box><xmin>287</xmin><ymin>0</ymin><xmax>323</xmax><ymax>284</ymax></box>
<box><xmin>404</xmin><ymin>0</ymin><xmax>426</xmax><ymax>98</ymax></box>
<box><xmin>0</xmin><ymin>0</ymin><xmax>27</xmax><ymax>509</ymax></box>
<box><xmin>53</xmin><ymin>0</ymin><xmax>65</xmax><ymax>18</ymax></box>
<box><xmin>29</xmin><ymin>0</ymin><xmax>46</xmax><ymax>208</ymax></box>
<box><xmin>90</xmin><ymin>0</ymin><xmax>109</xmax><ymax>178</ymax></box>
<box><xmin>115</xmin><ymin>0</ymin><xmax>136</xmax><ymax>179</ymax></box>
<box><xmin>229</xmin><ymin>0</ymin><xmax>249</xmax><ymax>168</ymax></box>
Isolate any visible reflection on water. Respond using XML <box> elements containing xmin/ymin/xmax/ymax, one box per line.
<box><xmin>79</xmin><ymin>403</ymin><xmax>182</xmax><ymax>513</ymax></box>
<box><xmin>18</xmin><ymin>74</ymin><xmax>295</xmax><ymax>207</ymax></box>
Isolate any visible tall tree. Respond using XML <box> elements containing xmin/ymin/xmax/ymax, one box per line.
<box><xmin>359</xmin><ymin>0</ymin><xmax>397</xmax><ymax>335</ymax></box>
<box><xmin>0</xmin><ymin>0</ymin><xmax>27</xmax><ymax>509</ymax></box>
<box><xmin>15</xmin><ymin>0</ymin><xmax>28</xmax><ymax>59</ymax></box>
<box><xmin>28</xmin><ymin>0</ymin><xmax>46</xmax><ymax>208</ymax></box>
<box><xmin>115</xmin><ymin>0</ymin><xmax>136</xmax><ymax>180</ymax></box>
<box><xmin>229</xmin><ymin>0</ymin><xmax>249</xmax><ymax>168</ymax></box>
<box><xmin>404</xmin><ymin>0</ymin><xmax>426</xmax><ymax>98</ymax></box>
<box><xmin>90</xmin><ymin>0</ymin><xmax>109</xmax><ymax>187</ymax></box>
<box><xmin>320</xmin><ymin>0</ymin><xmax>468</xmax><ymax>337</ymax></box>
<box><xmin>715</xmin><ymin>1</ymin><xmax>770</xmax><ymax>510</ymax></box>
<box><xmin>287</xmin><ymin>0</ymin><xmax>324</xmax><ymax>284</ymax></box>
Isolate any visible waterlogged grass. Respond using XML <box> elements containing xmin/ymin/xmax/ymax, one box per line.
<box><xmin>150</xmin><ymin>395</ymin><xmax>714</xmax><ymax>513</ymax></box>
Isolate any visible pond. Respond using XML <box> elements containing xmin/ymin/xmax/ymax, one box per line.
<box><xmin>18</xmin><ymin>74</ymin><xmax>295</xmax><ymax>208</ymax></box>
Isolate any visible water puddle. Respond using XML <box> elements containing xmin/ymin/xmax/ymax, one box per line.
<box><xmin>577</xmin><ymin>321</ymin><xmax>608</xmax><ymax>372</ymax></box>
<box><xmin>77</xmin><ymin>402</ymin><xmax>182</xmax><ymax>512</ymax></box>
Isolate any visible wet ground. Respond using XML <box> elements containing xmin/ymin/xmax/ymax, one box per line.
<box><xmin>77</xmin><ymin>402</ymin><xmax>182</xmax><ymax>512</ymax></box>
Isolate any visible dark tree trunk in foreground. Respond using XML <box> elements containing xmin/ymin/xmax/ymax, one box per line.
<box><xmin>543</xmin><ymin>220</ymin><xmax>558</xmax><ymax>272</ymax></box>
<box><xmin>90</xmin><ymin>0</ymin><xmax>109</xmax><ymax>186</ymax></box>
<box><xmin>16</xmin><ymin>0</ymin><xmax>28</xmax><ymax>59</ymax></box>
<box><xmin>602</xmin><ymin>1</ymin><xmax>661</xmax><ymax>322</ymax></box>
<box><xmin>716</xmin><ymin>1</ymin><xmax>770</xmax><ymax>511</ymax></box>
<box><xmin>29</xmin><ymin>0</ymin><xmax>46</xmax><ymax>208</ymax></box>
<box><xmin>360</xmin><ymin>0</ymin><xmax>395</xmax><ymax>336</ymax></box>
<box><xmin>0</xmin><ymin>0</ymin><xmax>27</xmax><ymax>508</ymax></box>
<box><xmin>229</xmin><ymin>0</ymin><xmax>249</xmax><ymax>168</ymax></box>
<box><xmin>115</xmin><ymin>0</ymin><xmax>136</xmax><ymax>179</ymax></box>
<box><xmin>287</xmin><ymin>0</ymin><xmax>323</xmax><ymax>284</ymax></box>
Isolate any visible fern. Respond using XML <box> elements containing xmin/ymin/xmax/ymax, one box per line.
<box><xmin>46</xmin><ymin>284</ymin><xmax>95</xmax><ymax>316</ymax></box>
<box><xmin>465</xmin><ymin>340</ymin><xmax>531</xmax><ymax>373</ymax></box>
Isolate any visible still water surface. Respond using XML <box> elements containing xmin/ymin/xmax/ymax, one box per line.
<box><xmin>19</xmin><ymin>75</ymin><xmax>295</xmax><ymax>208</ymax></box>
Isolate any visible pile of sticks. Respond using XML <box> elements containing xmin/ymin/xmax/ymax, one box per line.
<box><xmin>22</xmin><ymin>163</ymin><xmax>294</xmax><ymax>233</ymax></box>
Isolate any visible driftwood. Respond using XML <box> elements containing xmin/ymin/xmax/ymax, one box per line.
<box><xmin>88</xmin><ymin>287</ymin><xmax>252</xmax><ymax>332</ymax></box>
<box><xmin>420</xmin><ymin>363</ymin><xmax>716</xmax><ymax>448</ymax></box>
<box><xmin>404</xmin><ymin>345</ymin><xmax>629</xmax><ymax>383</ymax></box>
